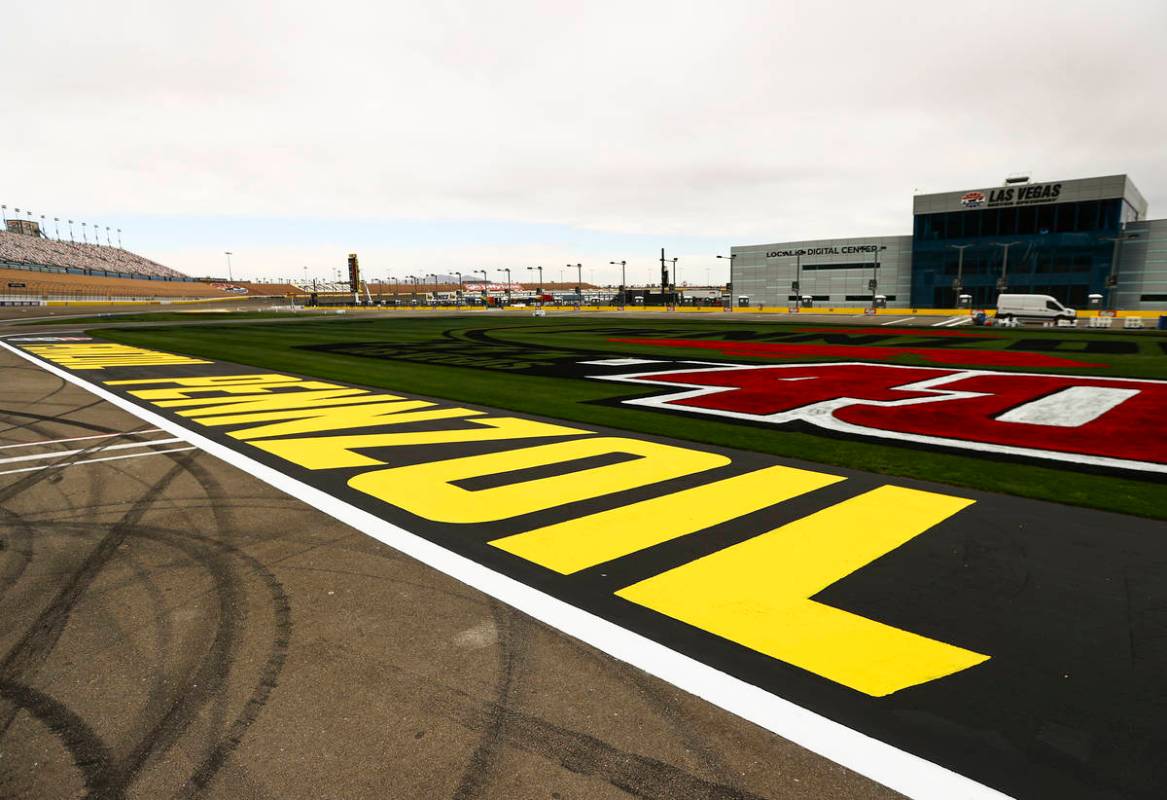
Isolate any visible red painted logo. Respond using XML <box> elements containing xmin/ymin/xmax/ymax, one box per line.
<box><xmin>594</xmin><ymin>362</ymin><xmax>1167</xmax><ymax>474</ymax></box>
<box><xmin>961</xmin><ymin>191</ymin><xmax>986</xmax><ymax>208</ymax></box>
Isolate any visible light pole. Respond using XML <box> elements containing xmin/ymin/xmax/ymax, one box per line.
<box><xmin>67</xmin><ymin>219</ymin><xmax>74</xmax><ymax>243</ymax></box>
<box><xmin>991</xmin><ymin>241</ymin><xmax>1021</xmax><ymax>297</ymax></box>
<box><xmin>567</xmin><ymin>263</ymin><xmax>582</xmax><ymax>305</ymax></box>
<box><xmin>526</xmin><ymin>266</ymin><xmax>543</xmax><ymax>305</ymax></box>
<box><xmin>609</xmin><ymin>260</ymin><xmax>626</xmax><ymax>309</ymax></box>
<box><xmin>455</xmin><ymin>271</ymin><xmax>463</xmax><ymax>308</ymax></box>
<box><xmin>497</xmin><ymin>268</ymin><xmax>511</xmax><ymax>306</ymax></box>
<box><xmin>869</xmin><ymin>245</ymin><xmax>887</xmax><ymax>314</ymax></box>
<box><xmin>716</xmin><ymin>254</ymin><xmax>735</xmax><ymax>310</ymax></box>
<box><xmin>472</xmin><ymin>269</ymin><xmax>487</xmax><ymax>305</ymax></box>
<box><xmin>1101</xmin><ymin>231</ymin><xmax>1139</xmax><ymax>311</ymax></box>
<box><xmin>949</xmin><ymin>244</ymin><xmax>971</xmax><ymax>305</ymax></box>
<box><xmin>224</xmin><ymin>251</ymin><xmax>233</xmax><ymax>281</ymax></box>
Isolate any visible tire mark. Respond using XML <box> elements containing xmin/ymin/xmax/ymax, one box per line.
<box><xmin>0</xmin><ymin>679</ymin><xmax>121</xmax><ymax>800</ymax></box>
<box><xmin>451</xmin><ymin>601</ymin><xmax>530</xmax><ymax>800</ymax></box>
<box><xmin>568</xmin><ymin>636</ymin><xmax>739</xmax><ymax>788</ymax></box>
<box><xmin>380</xmin><ymin>658</ymin><xmax>770</xmax><ymax>800</ymax></box>
<box><xmin>0</xmin><ymin>457</ymin><xmax>188</xmax><ymax>684</ymax></box>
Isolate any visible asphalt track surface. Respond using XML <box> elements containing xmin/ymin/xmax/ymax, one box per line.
<box><xmin>3</xmin><ymin>331</ymin><xmax>1166</xmax><ymax>799</ymax></box>
<box><xmin>0</xmin><ymin>340</ymin><xmax>900</xmax><ymax>798</ymax></box>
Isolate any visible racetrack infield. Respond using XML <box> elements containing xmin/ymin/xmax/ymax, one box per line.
<box><xmin>4</xmin><ymin>335</ymin><xmax>1167</xmax><ymax>798</ymax></box>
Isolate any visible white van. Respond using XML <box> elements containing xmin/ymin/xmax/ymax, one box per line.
<box><xmin>996</xmin><ymin>294</ymin><xmax>1077</xmax><ymax>323</ymax></box>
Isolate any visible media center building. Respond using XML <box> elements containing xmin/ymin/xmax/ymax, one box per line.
<box><xmin>730</xmin><ymin>174</ymin><xmax>1167</xmax><ymax>311</ymax></box>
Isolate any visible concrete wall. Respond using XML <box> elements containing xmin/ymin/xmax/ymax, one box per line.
<box><xmin>1117</xmin><ymin>218</ymin><xmax>1167</xmax><ymax>311</ymax></box>
<box><xmin>731</xmin><ymin>235</ymin><xmax>913</xmax><ymax>309</ymax></box>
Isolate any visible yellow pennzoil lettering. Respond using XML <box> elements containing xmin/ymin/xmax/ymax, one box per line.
<box><xmin>348</xmin><ymin>437</ymin><xmax>727</xmax><ymax>524</ymax></box>
<box><xmin>106</xmin><ymin>374</ymin><xmax>296</xmax><ymax>386</ymax></box>
<box><xmin>490</xmin><ymin>465</ymin><xmax>843</xmax><ymax>574</ymax></box>
<box><xmin>615</xmin><ymin>485</ymin><xmax>988</xmax><ymax>696</ymax></box>
<box><xmin>252</xmin><ymin>417</ymin><xmax>587</xmax><ymax>469</ymax></box>
<box><xmin>29</xmin><ymin>343</ymin><xmax>211</xmax><ymax>369</ymax></box>
<box><xmin>199</xmin><ymin>400</ymin><xmax>481</xmax><ymax>440</ymax></box>
<box><xmin>160</xmin><ymin>389</ymin><xmax>374</xmax><ymax>412</ymax></box>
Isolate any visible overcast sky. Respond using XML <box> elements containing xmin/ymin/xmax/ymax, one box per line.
<box><xmin>3</xmin><ymin>0</ymin><xmax>1165</xmax><ymax>285</ymax></box>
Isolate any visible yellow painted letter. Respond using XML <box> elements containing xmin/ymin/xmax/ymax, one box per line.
<box><xmin>616</xmin><ymin>486</ymin><xmax>988</xmax><ymax>696</ymax></box>
<box><xmin>349</xmin><ymin>437</ymin><xmax>727</xmax><ymax>523</ymax></box>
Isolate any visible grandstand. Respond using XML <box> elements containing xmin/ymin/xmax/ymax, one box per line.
<box><xmin>0</xmin><ymin>228</ymin><xmax>184</xmax><ymax>279</ymax></box>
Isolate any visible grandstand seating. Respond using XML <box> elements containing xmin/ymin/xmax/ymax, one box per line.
<box><xmin>0</xmin><ymin>230</ymin><xmax>183</xmax><ymax>278</ymax></box>
<box><xmin>0</xmin><ymin>267</ymin><xmax>224</xmax><ymax>299</ymax></box>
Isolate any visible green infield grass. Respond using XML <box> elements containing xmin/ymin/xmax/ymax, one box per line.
<box><xmin>97</xmin><ymin>314</ymin><xmax>1167</xmax><ymax>518</ymax></box>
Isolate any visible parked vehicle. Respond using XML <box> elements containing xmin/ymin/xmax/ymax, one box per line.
<box><xmin>996</xmin><ymin>294</ymin><xmax>1077</xmax><ymax>322</ymax></box>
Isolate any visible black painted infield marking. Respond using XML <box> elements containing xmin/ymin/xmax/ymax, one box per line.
<box><xmin>5</xmin><ymin>338</ymin><xmax>1167</xmax><ymax>800</ymax></box>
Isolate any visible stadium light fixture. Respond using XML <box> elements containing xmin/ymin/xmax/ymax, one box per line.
<box><xmin>224</xmin><ymin>251</ymin><xmax>234</xmax><ymax>282</ymax></box>
<box><xmin>526</xmin><ymin>266</ymin><xmax>543</xmax><ymax>301</ymax></box>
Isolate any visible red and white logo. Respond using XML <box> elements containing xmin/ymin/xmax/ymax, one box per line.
<box><xmin>960</xmin><ymin>191</ymin><xmax>986</xmax><ymax>208</ymax></box>
<box><xmin>593</xmin><ymin>362</ymin><xmax>1167</xmax><ymax>474</ymax></box>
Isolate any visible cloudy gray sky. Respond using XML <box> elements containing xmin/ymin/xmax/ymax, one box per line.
<box><xmin>3</xmin><ymin>0</ymin><xmax>1165</xmax><ymax>285</ymax></box>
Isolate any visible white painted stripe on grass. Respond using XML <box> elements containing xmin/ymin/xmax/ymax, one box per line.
<box><xmin>880</xmin><ymin>318</ymin><xmax>914</xmax><ymax>326</ymax></box>
<box><xmin>0</xmin><ymin>339</ymin><xmax>1013</xmax><ymax>800</ymax></box>
<box><xmin>997</xmin><ymin>387</ymin><xmax>1140</xmax><ymax>428</ymax></box>
<box><xmin>0</xmin><ymin>429</ymin><xmax>163</xmax><ymax>451</ymax></box>
<box><xmin>0</xmin><ymin>446</ymin><xmax>197</xmax><ymax>476</ymax></box>
<box><xmin>0</xmin><ymin>437</ymin><xmax>184</xmax><ymax>465</ymax></box>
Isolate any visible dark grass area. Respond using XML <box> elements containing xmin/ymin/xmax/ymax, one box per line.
<box><xmin>97</xmin><ymin>314</ymin><xmax>1167</xmax><ymax>519</ymax></box>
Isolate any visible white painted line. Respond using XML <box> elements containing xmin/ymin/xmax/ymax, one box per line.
<box><xmin>0</xmin><ymin>340</ymin><xmax>1013</xmax><ymax>800</ymax></box>
<box><xmin>0</xmin><ymin>437</ymin><xmax>184</xmax><ymax>465</ymax></box>
<box><xmin>931</xmin><ymin>317</ymin><xmax>962</xmax><ymax>327</ymax></box>
<box><xmin>578</xmin><ymin>358</ymin><xmax>666</xmax><ymax>366</ymax></box>
<box><xmin>0</xmin><ymin>446</ymin><xmax>197</xmax><ymax>476</ymax></box>
<box><xmin>881</xmin><ymin>318</ymin><xmax>914</xmax><ymax>326</ymax></box>
<box><xmin>996</xmin><ymin>387</ymin><xmax>1140</xmax><ymax>427</ymax></box>
<box><xmin>0</xmin><ymin>429</ymin><xmax>163</xmax><ymax>451</ymax></box>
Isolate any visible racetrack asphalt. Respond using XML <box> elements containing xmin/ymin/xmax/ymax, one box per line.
<box><xmin>0</xmin><ymin>340</ymin><xmax>899</xmax><ymax>799</ymax></box>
